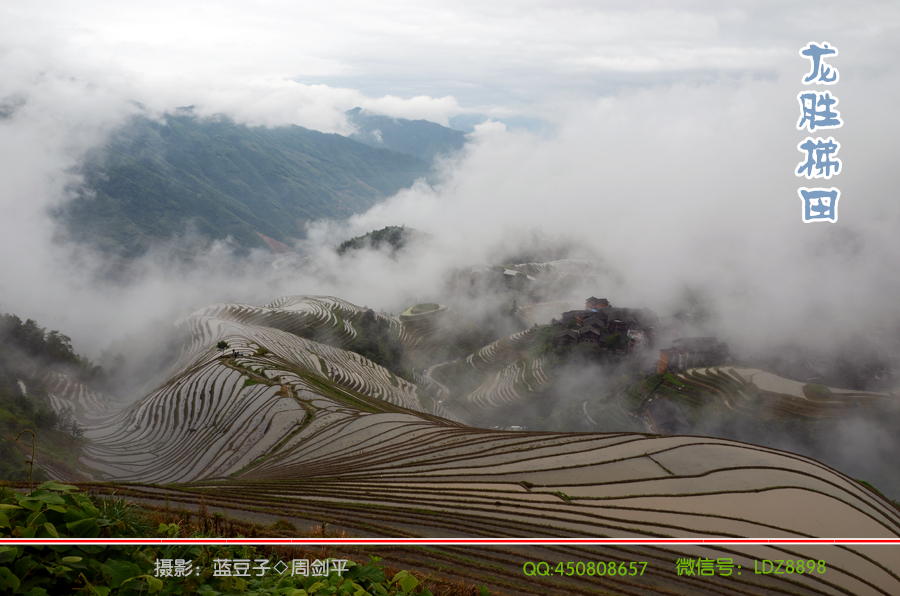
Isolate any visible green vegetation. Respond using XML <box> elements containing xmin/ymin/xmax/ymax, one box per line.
<box><xmin>0</xmin><ymin>313</ymin><xmax>99</xmax><ymax>480</ymax></box>
<box><xmin>0</xmin><ymin>482</ymin><xmax>458</xmax><ymax>595</ymax></box>
<box><xmin>803</xmin><ymin>383</ymin><xmax>833</xmax><ymax>399</ymax></box>
<box><xmin>603</xmin><ymin>333</ymin><xmax>622</xmax><ymax>350</ymax></box>
<box><xmin>59</xmin><ymin>113</ymin><xmax>431</xmax><ymax>258</ymax></box>
<box><xmin>857</xmin><ymin>479</ymin><xmax>882</xmax><ymax>494</ymax></box>
<box><xmin>345</xmin><ymin>107</ymin><xmax>466</xmax><ymax>162</ymax></box>
<box><xmin>346</xmin><ymin>310</ymin><xmax>410</xmax><ymax>380</ymax></box>
<box><xmin>1</xmin><ymin>314</ymin><xmax>105</xmax><ymax>389</ymax></box>
<box><xmin>336</xmin><ymin>226</ymin><xmax>426</xmax><ymax>256</ymax></box>
<box><xmin>530</xmin><ymin>324</ymin><xmax>558</xmax><ymax>356</ymax></box>
<box><xmin>409</xmin><ymin>304</ymin><xmax>440</xmax><ymax>315</ymax></box>
<box><xmin>530</xmin><ymin>324</ymin><xmax>625</xmax><ymax>369</ymax></box>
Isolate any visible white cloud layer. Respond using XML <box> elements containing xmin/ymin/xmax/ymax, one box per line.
<box><xmin>0</xmin><ymin>1</ymin><xmax>898</xmax><ymax>359</ymax></box>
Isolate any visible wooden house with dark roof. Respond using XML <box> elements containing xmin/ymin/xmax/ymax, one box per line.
<box><xmin>555</xmin><ymin>298</ymin><xmax>659</xmax><ymax>351</ymax></box>
<box><xmin>559</xmin><ymin>310</ymin><xmax>593</xmax><ymax>325</ymax></box>
<box><xmin>585</xmin><ymin>297</ymin><xmax>610</xmax><ymax>310</ymax></box>
<box><xmin>581</xmin><ymin>315</ymin><xmax>606</xmax><ymax>331</ymax></box>
<box><xmin>556</xmin><ymin>329</ymin><xmax>579</xmax><ymax>347</ymax></box>
<box><xmin>578</xmin><ymin>327</ymin><xmax>604</xmax><ymax>345</ymax></box>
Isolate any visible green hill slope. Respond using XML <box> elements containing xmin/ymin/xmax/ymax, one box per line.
<box><xmin>346</xmin><ymin>107</ymin><xmax>467</xmax><ymax>162</ymax></box>
<box><xmin>59</xmin><ymin>112</ymin><xmax>431</xmax><ymax>256</ymax></box>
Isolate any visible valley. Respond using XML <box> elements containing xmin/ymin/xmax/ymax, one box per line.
<box><xmin>8</xmin><ymin>282</ymin><xmax>899</xmax><ymax>595</ymax></box>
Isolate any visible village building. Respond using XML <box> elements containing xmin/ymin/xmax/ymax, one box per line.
<box><xmin>657</xmin><ymin>336</ymin><xmax>729</xmax><ymax>374</ymax></box>
<box><xmin>578</xmin><ymin>327</ymin><xmax>604</xmax><ymax>345</ymax></box>
<box><xmin>585</xmin><ymin>297</ymin><xmax>610</xmax><ymax>310</ymax></box>
<box><xmin>556</xmin><ymin>329</ymin><xmax>579</xmax><ymax>346</ymax></box>
<box><xmin>581</xmin><ymin>315</ymin><xmax>605</xmax><ymax>330</ymax></box>
<box><xmin>559</xmin><ymin>310</ymin><xmax>594</xmax><ymax>325</ymax></box>
<box><xmin>554</xmin><ymin>297</ymin><xmax>659</xmax><ymax>352</ymax></box>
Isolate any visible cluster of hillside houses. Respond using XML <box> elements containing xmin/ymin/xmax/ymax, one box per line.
<box><xmin>554</xmin><ymin>297</ymin><xmax>729</xmax><ymax>371</ymax></box>
<box><xmin>554</xmin><ymin>297</ymin><xmax>659</xmax><ymax>353</ymax></box>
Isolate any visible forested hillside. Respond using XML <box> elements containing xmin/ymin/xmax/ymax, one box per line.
<box><xmin>346</xmin><ymin>107</ymin><xmax>467</xmax><ymax>161</ymax></box>
<box><xmin>59</xmin><ymin>112</ymin><xmax>431</xmax><ymax>257</ymax></box>
<box><xmin>0</xmin><ymin>313</ymin><xmax>103</xmax><ymax>480</ymax></box>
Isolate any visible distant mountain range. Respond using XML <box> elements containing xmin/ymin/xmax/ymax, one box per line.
<box><xmin>345</xmin><ymin>107</ymin><xmax>467</xmax><ymax>162</ymax></box>
<box><xmin>59</xmin><ymin>110</ymin><xmax>463</xmax><ymax>257</ymax></box>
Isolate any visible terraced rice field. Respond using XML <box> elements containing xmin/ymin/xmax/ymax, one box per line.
<box><xmin>515</xmin><ymin>299</ymin><xmax>578</xmax><ymax>325</ymax></box>
<box><xmin>667</xmin><ymin>367</ymin><xmax>899</xmax><ymax>419</ymax></box>
<box><xmin>40</xmin><ymin>296</ymin><xmax>900</xmax><ymax>595</ymax></box>
<box><xmin>507</xmin><ymin>259</ymin><xmax>594</xmax><ymax>278</ymax></box>
<box><xmin>97</xmin><ymin>429</ymin><xmax>900</xmax><ymax>594</ymax></box>
<box><xmin>398</xmin><ymin>305</ymin><xmax>483</xmax><ymax>361</ymax></box>
<box><xmin>430</xmin><ymin>328</ymin><xmax>551</xmax><ymax>409</ymax></box>
<box><xmin>45</xmin><ymin>371</ymin><xmax>113</xmax><ymax>417</ymax></box>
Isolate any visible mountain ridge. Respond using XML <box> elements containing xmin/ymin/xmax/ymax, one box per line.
<box><xmin>59</xmin><ymin>112</ymin><xmax>432</xmax><ymax>257</ymax></box>
<box><xmin>346</xmin><ymin>107</ymin><xmax>467</xmax><ymax>162</ymax></box>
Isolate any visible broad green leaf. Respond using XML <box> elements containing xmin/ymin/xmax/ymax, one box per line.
<box><xmin>145</xmin><ymin>575</ymin><xmax>165</xmax><ymax>593</ymax></box>
<box><xmin>36</xmin><ymin>481</ymin><xmax>77</xmax><ymax>493</ymax></box>
<box><xmin>43</xmin><ymin>522</ymin><xmax>59</xmax><ymax>538</ymax></box>
<box><xmin>78</xmin><ymin>544</ymin><xmax>104</xmax><ymax>554</ymax></box>
<box><xmin>398</xmin><ymin>574</ymin><xmax>418</xmax><ymax>594</ymax></box>
<box><xmin>0</xmin><ymin>504</ymin><xmax>23</xmax><ymax>510</ymax></box>
<box><xmin>102</xmin><ymin>559</ymin><xmax>142</xmax><ymax>588</ymax></box>
<box><xmin>346</xmin><ymin>565</ymin><xmax>385</xmax><ymax>584</ymax></box>
<box><xmin>390</xmin><ymin>571</ymin><xmax>408</xmax><ymax>583</ymax></box>
<box><xmin>0</xmin><ymin>546</ymin><xmax>15</xmax><ymax>563</ymax></box>
<box><xmin>18</xmin><ymin>499</ymin><xmax>42</xmax><ymax>511</ymax></box>
<box><xmin>29</xmin><ymin>491</ymin><xmax>66</xmax><ymax>505</ymax></box>
<box><xmin>88</xmin><ymin>584</ymin><xmax>111</xmax><ymax>596</ymax></box>
<box><xmin>0</xmin><ymin>511</ymin><xmax>10</xmax><ymax>528</ymax></box>
<box><xmin>69</xmin><ymin>494</ymin><xmax>100</xmax><ymax>517</ymax></box>
<box><xmin>64</xmin><ymin>508</ymin><xmax>89</xmax><ymax>523</ymax></box>
<box><xmin>13</xmin><ymin>553</ymin><xmax>37</xmax><ymax>576</ymax></box>
<box><xmin>61</xmin><ymin>556</ymin><xmax>82</xmax><ymax>563</ymax></box>
<box><xmin>65</xmin><ymin>518</ymin><xmax>100</xmax><ymax>538</ymax></box>
<box><xmin>47</xmin><ymin>505</ymin><xmax>67</xmax><ymax>514</ymax></box>
<box><xmin>26</xmin><ymin>510</ymin><xmax>47</xmax><ymax>527</ymax></box>
<box><xmin>0</xmin><ymin>566</ymin><xmax>21</xmax><ymax>591</ymax></box>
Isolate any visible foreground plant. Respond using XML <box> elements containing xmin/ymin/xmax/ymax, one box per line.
<box><xmin>0</xmin><ymin>482</ymin><xmax>446</xmax><ymax>595</ymax></box>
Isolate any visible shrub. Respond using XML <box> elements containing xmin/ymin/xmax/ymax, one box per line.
<box><xmin>1</xmin><ymin>484</ymin><xmax>441</xmax><ymax>595</ymax></box>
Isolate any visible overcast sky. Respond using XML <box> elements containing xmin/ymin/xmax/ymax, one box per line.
<box><xmin>4</xmin><ymin>1</ymin><xmax>898</xmax><ymax>126</ymax></box>
<box><xmin>1</xmin><ymin>1</ymin><xmax>899</xmax><ymax>353</ymax></box>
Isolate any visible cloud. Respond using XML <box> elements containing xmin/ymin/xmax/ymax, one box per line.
<box><xmin>338</xmin><ymin>72</ymin><xmax>900</xmax><ymax>350</ymax></box>
<box><xmin>1</xmin><ymin>0</ymin><xmax>899</xmax><ymax>364</ymax></box>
